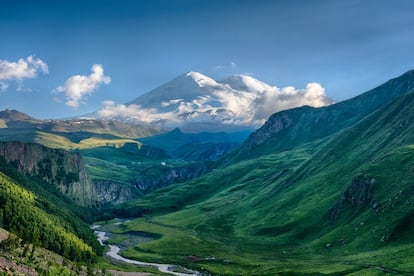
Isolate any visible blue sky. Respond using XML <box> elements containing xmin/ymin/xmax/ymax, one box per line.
<box><xmin>1</xmin><ymin>0</ymin><xmax>414</xmax><ymax>119</ymax></box>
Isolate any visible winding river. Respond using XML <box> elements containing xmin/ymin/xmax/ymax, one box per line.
<box><xmin>92</xmin><ymin>225</ymin><xmax>201</xmax><ymax>276</ymax></box>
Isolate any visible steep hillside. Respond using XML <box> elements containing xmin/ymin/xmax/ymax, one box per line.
<box><xmin>112</xmin><ymin>92</ymin><xmax>414</xmax><ymax>274</ymax></box>
<box><xmin>81</xmin><ymin>145</ymin><xmax>209</xmax><ymax>204</ymax></box>
<box><xmin>0</xmin><ymin>110</ymin><xmax>201</xmax><ymax>204</ymax></box>
<box><xmin>226</xmin><ymin>69</ymin><xmax>414</xmax><ymax>163</ymax></box>
<box><xmin>0</xmin><ymin>166</ymin><xmax>101</xmax><ymax>263</ymax></box>
<box><xmin>0</xmin><ymin>141</ymin><xmax>96</xmax><ymax>206</ymax></box>
<box><xmin>0</xmin><ymin>227</ymin><xmax>105</xmax><ymax>275</ymax></box>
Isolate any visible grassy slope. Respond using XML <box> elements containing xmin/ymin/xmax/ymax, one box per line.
<box><xmin>0</xmin><ymin>171</ymin><xmax>97</xmax><ymax>260</ymax></box>
<box><xmin>0</xmin><ymin>128</ymin><xmax>170</xmax><ymax>187</ymax></box>
<box><xmin>0</xmin><ymin>128</ymin><xmax>146</xmax><ymax>153</ymax></box>
<box><xmin>81</xmin><ymin>146</ymin><xmax>165</xmax><ymax>183</ymax></box>
<box><xmin>0</xmin><ymin>227</ymin><xmax>92</xmax><ymax>275</ymax></box>
<box><xmin>112</xmin><ymin>93</ymin><xmax>414</xmax><ymax>274</ymax></box>
<box><xmin>0</xmin><ymin>116</ymin><xmax>166</xmax><ymax>181</ymax></box>
<box><xmin>226</xmin><ymin>69</ymin><xmax>414</xmax><ymax>164</ymax></box>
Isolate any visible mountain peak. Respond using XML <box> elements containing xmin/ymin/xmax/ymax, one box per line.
<box><xmin>183</xmin><ymin>71</ymin><xmax>218</xmax><ymax>87</ymax></box>
<box><xmin>185</xmin><ymin>71</ymin><xmax>206</xmax><ymax>78</ymax></box>
<box><xmin>101</xmin><ymin>71</ymin><xmax>332</xmax><ymax>131</ymax></box>
<box><xmin>221</xmin><ymin>74</ymin><xmax>273</xmax><ymax>93</ymax></box>
<box><xmin>0</xmin><ymin>109</ymin><xmax>36</xmax><ymax>122</ymax></box>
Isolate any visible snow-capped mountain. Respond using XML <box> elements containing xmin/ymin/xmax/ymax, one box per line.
<box><xmin>96</xmin><ymin>71</ymin><xmax>332</xmax><ymax>131</ymax></box>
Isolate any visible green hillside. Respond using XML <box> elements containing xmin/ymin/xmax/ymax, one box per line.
<box><xmin>0</xmin><ymin>157</ymin><xmax>102</xmax><ymax>263</ymax></box>
<box><xmin>0</xmin><ymin>112</ymin><xmax>224</xmax><ymax>201</ymax></box>
<box><xmin>112</xmin><ymin>92</ymin><xmax>414</xmax><ymax>274</ymax></box>
<box><xmin>226</xmin><ymin>69</ymin><xmax>414</xmax><ymax>164</ymax></box>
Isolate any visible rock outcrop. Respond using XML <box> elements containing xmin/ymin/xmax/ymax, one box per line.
<box><xmin>329</xmin><ymin>175</ymin><xmax>375</xmax><ymax>221</ymax></box>
<box><xmin>93</xmin><ymin>180</ymin><xmax>136</xmax><ymax>205</ymax></box>
<box><xmin>0</xmin><ymin>141</ymin><xmax>96</xmax><ymax>206</ymax></box>
<box><xmin>134</xmin><ymin>163</ymin><xmax>209</xmax><ymax>193</ymax></box>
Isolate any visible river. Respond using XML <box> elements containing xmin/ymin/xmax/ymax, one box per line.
<box><xmin>92</xmin><ymin>224</ymin><xmax>201</xmax><ymax>276</ymax></box>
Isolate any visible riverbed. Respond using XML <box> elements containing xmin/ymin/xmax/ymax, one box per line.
<box><xmin>92</xmin><ymin>223</ymin><xmax>201</xmax><ymax>276</ymax></box>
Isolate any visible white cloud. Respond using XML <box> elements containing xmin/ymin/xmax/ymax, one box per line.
<box><xmin>161</xmin><ymin>98</ymin><xmax>184</xmax><ymax>107</ymax></box>
<box><xmin>251</xmin><ymin>82</ymin><xmax>331</xmax><ymax>124</ymax></box>
<box><xmin>97</xmin><ymin>104</ymin><xmax>176</xmax><ymax>125</ymax></box>
<box><xmin>96</xmin><ymin>73</ymin><xmax>332</xmax><ymax>128</ymax></box>
<box><xmin>0</xmin><ymin>56</ymin><xmax>48</xmax><ymax>80</ymax></box>
<box><xmin>55</xmin><ymin>64</ymin><xmax>111</xmax><ymax>108</ymax></box>
<box><xmin>0</xmin><ymin>82</ymin><xmax>9</xmax><ymax>92</ymax></box>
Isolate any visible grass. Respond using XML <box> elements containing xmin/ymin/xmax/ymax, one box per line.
<box><xmin>110</xmin><ymin>93</ymin><xmax>414</xmax><ymax>274</ymax></box>
<box><xmin>113</xmin><ymin>217</ymin><xmax>414</xmax><ymax>275</ymax></box>
<box><xmin>34</xmin><ymin>131</ymin><xmax>143</xmax><ymax>150</ymax></box>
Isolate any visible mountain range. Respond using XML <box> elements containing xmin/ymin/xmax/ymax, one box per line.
<box><xmin>95</xmin><ymin>71</ymin><xmax>332</xmax><ymax>131</ymax></box>
<box><xmin>1</xmin><ymin>70</ymin><xmax>414</xmax><ymax>275</ymax></box>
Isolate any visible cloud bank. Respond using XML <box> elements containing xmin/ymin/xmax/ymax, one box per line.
<box><xmin>97</xmin><ymin>72</ymin><xmax>332</xmax><ymax>129</ymax></box>
<box><xmin>55</xmin><ymin>64</ymin><xmax>111</xmax><ymax>108</ymax></box>
<box><xmin>98</xmin><ymin>102</ymin><xmax>175</xmax><ymax>124</ymax></box>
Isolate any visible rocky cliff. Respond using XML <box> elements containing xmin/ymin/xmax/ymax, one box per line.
<box><xmin>92</xmin><ymin>162</ymin><xmax>210</xmax><ymax>205</ymax></box>
<box><xmin>93</xmin><ymin>180</ymin><xmax>136</xmax><ymax>205</ymax></box>
<box><xmin>0</xmin><ymin>141</ymin><xmax>96</xmax><ymax>206</ymax></box>
<box><xmin>134</xmin><ymin>163</ymin><xmax>209</xmax><ymax>192</ymax></box>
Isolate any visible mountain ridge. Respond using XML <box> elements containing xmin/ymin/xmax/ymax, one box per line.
<box><xmin>224</xmin><ymin>69</ymin><xmax>414</xmax><ymax>163</ymax></box>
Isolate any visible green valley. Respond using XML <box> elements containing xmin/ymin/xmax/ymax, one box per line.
<box><xmin>3</xmin><ymin>2</ymin><xmax>414</xmax><ymax>275</ymax></box>
<box><xmin>110</xmin><ymin>81</ymin><xmax>414</xmax><ymax>274</ymax></box>
<box><xmin>1</xmin><ymin>71</ymin><xmax>414</xmax><ymax>275</ymax></box>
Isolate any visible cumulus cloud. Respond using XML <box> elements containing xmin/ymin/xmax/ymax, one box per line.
<box><xmin>0</xmin><ymin>56</ymin><xmax>48</xmax><ymax>80</ymax></box>
<box><xmin>97</xmin><ymin>103</ymin><xmax>176</xmax><ymax>124</ymax></box>
<box><xmin>55</xmin><ymin>64</ymin><xmax>111</xmax><ymax>108</ymax></box>
<box><xmin>96</xmin><ymin>73</ymin><xmax>332</xmax><ymax>128</ymax></box>
<box><xmin>250</xmin><ymin>82</ymin><xmax>331</xmax><ymax>124</ymax></box>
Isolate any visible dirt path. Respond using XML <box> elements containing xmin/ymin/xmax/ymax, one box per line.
<box><xmin>0</xmin><ymin>227</ymin><xmax>9</xmax><ymax>241</ymax></box>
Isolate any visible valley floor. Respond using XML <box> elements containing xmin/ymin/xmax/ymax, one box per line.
<box><xmin>104</xmin><ymin>218</ymin><xmax>414</xmax><ymax>275</ymax></box>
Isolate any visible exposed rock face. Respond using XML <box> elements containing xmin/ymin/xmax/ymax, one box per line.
<box><xmin>93</xmin><ymin>180</ymin><xmax>135</xmax><ymax>205</ymax></box>
<box><xmin>135</xmin><ymin>163</ymin><xmax>209</xmax><ymax>192</ymax></box>
<box><xmin>329</xmin><ymin>175</ymin><xmax>375</xmax><ymax>221</ymax></box>
<box><xmin>245</xmin><ymin>108</ymin><xmax>298</xmax><ymax>148</ymax></box>
<box><xmin>92</xmin><ymin>163</ymin><xmax>209</xmax><ymax>205</ymax></box>
<box><xmin>0</xmin><ymin>141</ymin><xmax>96</xmax><ymax>206</ymax></box>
